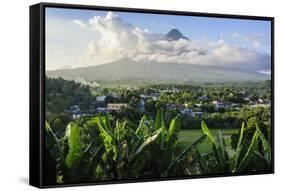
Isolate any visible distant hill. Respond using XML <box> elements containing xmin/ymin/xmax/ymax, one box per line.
<box><xmin>47</xmin><ymin>28</ymin><xmax>269</xmax><ymax>85</ymax></box>
<box><xmin>46</xmin><ymin>58</ymin><xmax>270</xmax><ymax>85</ymax></box>
<box><xmin>164</xmin><ymin>28</ymin><xmax>190</xmax><ymax>41</ymax></box>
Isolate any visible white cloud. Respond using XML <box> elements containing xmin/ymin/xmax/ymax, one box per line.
<box><xmin>72</xmin><ymin>19</ymin><xmax>86</xmax><ymax>28</ymax></box>
<box><xmin>232</xmin><ymin>32</ymin><xmax>262</xmax><ymax>49</ymax></box>
<box><xmin>252</xmin><ymin>41</ymin><xmax>261</xmax><ymax>49</ymax></box>
<box><xmin>46</xmin><ymin>15</ymin><xmax>100</xmax><ymax>70</ymax></box>
<box><xmin>84</xmin><ymin>12</ymin><xmax>270</xmax><ymax>72</ymax></box>
<box><xmin>258</xmin><ymin>70</ymin><xmax>271</xmax><ymax>75</ymax></box>
<box><xmin>47</xmin><ymin>11</ymin><xmax>270</xmax><ymax>73</ymax></box>
<box><xmin>86</xmin><ymin>12</ymin><xmax>162</xmax><ymax>64</ymax></box>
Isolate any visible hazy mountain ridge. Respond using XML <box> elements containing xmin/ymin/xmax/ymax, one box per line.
<box><xmin>47</xmin><ymin>58</ymin><xmax>269</xmax><ymax>84</ymax></box>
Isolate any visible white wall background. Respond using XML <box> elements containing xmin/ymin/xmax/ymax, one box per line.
<box><xmin>0</xmin><ymin>0</ymin><xmax>279</xmax><ymax>190</ymax></box>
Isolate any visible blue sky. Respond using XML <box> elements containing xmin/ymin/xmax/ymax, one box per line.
<box><xmin>46</xmin><ymin>7</ymin><xmax>271</xmax><ymax>53</ymax></box>
<box><xmin>46</xmin><ymin>7</ymin><xmax>271</xmax><ymax>72</ymax></box>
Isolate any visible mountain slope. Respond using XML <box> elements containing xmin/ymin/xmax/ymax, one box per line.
<box><xmin>46</xmin><ymin>58</ymin><xmax>270</xmax><ymax>84</ymax></box>
<box><xmin>164</xmin><ymin>29</ymin><xmax>190</xmax><ymax>41</ymax></box>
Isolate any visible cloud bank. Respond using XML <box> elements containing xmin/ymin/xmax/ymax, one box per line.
<box><xmin>45</xmin><ymin>11</ymin><xmax>270</xmax><ymax>73</ymax></box>
<box><xmin>84</xmin><ymin>12</ymin><xmax>270</xmax><ymax>73</ymax></box>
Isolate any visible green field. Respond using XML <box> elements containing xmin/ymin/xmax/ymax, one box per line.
<box><xmin>178</xmin><ymin>128</ymin><xmax>239</xmax><ymax>158</ymax></box>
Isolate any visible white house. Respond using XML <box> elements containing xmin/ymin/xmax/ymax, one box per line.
<box><xmin>140</xmin><ymin>93</ymin><xmax>159</xmax><ymax>101</ymax></box>
<box><xmin>179</xmin><ymin>108</ymin><xmax>193</xmax><ymax>115</ymax></box>
<box><xmin>193</xmin><ymin>112</ymin><xmax>203</xmax><ymax>117</ymax></box>
<box><xmin>244</xmin><ymin>97</ymin><xmax>250</xmax><ymax>101</ymax></box>
<box><xmin>107</xmin><ymin>103</ymin><xmax>128</xmax><ymax>111</ymax></box>
<box><xmin>213</xmin><ymin>100</ymin><xmax>225</xmax><ymax>110</ymax></box>
<box><xmin>96</xmin><ymin>96</ymin><xmax>106</xmax><ymax>102</ymax></box>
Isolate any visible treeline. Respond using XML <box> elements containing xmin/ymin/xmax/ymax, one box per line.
<box><xmin>46</xmin><ymin>77</ymin><xmax>94</xmax><ymax>113</ymax></box>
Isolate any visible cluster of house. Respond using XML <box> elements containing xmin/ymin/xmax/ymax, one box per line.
<box><xmin>249</xmin><ymin>98</ymin><xmax>271</xmax><ymax>108</ymax></box>
<box><xmin>140</xmin><ymin>93</ymin><xmax>159</xmax><ymax>101</ymax></box>
<box><xmin>139</xmin><ymin>87</ymin><xmax>180</xmax><ymax>101</ymax></box>
<box><xmin>210</xmin><ymin>96</ymin><xmax>270</xmax><ymax>111</ymax></box>
<box><xmin>65</xmin><ymin>105</ymin><xmax>83</xmax><ymax>119</ymax></box>
<box><xmin>212</xmin><ymin>100</ymin><xmax>241</xmax><ymax>111</ymax></box>
<box><xmin>166</xmin><ymin>103</ymin><xmax>203</xmax><ymax>117</ymax></box>
<box><xmin>65</xmin><ymin>89</ymin><xmax>271</xmax><ymax>119</ymax></box>
<box><xmin>94</xmin><ymin>95</ymin><xmax>130</xmax><ymax>113</ymax></box>
<box><xmin>64</xmin><ymin>95</ymin><xmax>128</xmax><ymax>119</ymax></box>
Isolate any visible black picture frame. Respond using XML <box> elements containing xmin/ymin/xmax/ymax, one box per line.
<box><xmin>30</xmin><ymin>2</ymin><xmax>275</xmax><ymax>188</ymax></box>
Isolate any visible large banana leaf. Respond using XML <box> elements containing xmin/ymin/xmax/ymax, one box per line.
<box><xmin>168</xmin><ymin>115</ymin><xmax>180</xmax><ymax>141</ymax></box>
<box><xmin>196</xmin><ymin>149</ymin><xmax>209</xmax><ymax>174</ymax></box>
<box><xmin>236</xmin><ymin>130</ymin><xmax>259</xmax><ymax>172</ymax></box>
<box><xmin>135</xmin><ymin>115</ymin><xmax>147</xmax><ymax>137</ymax></box>
<box><xmin>45</xmin><ymin>121</ymin><xmax>65</xmax><ymax>183</ymax></box>
<box><xmin>65</xmin><ymin>122</ymin><xmax>82</xmax><ymax>169</ymax></box>
<box><xmin>45</xmin><ymin>121</ymin><xmax>59</xmax><ymax>149</ymax></box>
<box><xmin>135</xmin><ymin>128</ymin><xmax>162</xmax><ymax>156</ymax></box>
<box><xmin>102</xmin><ymin>115</ymin><xmax>113</xmax><ymax>134</ymax></box>
<box><xmin>115</xmin><ymin>121</ymin><xmax>127</xmax><ymax>143</ymax></box>
<box><xmin>201</xmin><ymin>121</ymin><xmax>216</xmax><ymax>144</ymax></box>
<box><xmin>155</xmin><ymin>108</ymin><xmax>164</xmax><ymax>129</ymax></box>
<box><xmin>256</xmin><ymin>124</ymin><xmax>271</xmax><ymax>163</ymax></box>
<box><xmin>201</xmin><ymin>121</ymin><xmax>227</xmax><ymax>172</ymax></box>
<box><xmin>95</xmin><ymin>116</ymin><xmax>117</xmax><ymax>160</ymax></box>
<box><xmin>217</xmin><ymin>131</ymin><xmax>227</xmax><ymax>161</ymax></box>
<box><xmin>216</xmin><ymin>130</ymin><xmax>229</xmax><ymax>171</ymax></box>
<box><xmin>74</xmin><ymin>143</ymin><xmax>104</xmax><ymax>182</ymax></box>
<box><xmin>233</xmin><ymin>122</ymin><xmax>245</xmax><ymax>172</ymax></box>
<box><xmin>167</xmin><ymin>134</ymin><xmax>207</xmax><ymax>171</ymax></box>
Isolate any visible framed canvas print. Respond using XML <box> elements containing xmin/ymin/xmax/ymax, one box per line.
<box><xmin>29</xmin><ymin>2</ymin><xmax>274</xmax><ymax>188</ymax></box>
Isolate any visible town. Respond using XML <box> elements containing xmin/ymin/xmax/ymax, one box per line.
<box><xmin>63</xmin><ymin>84</ymin><xmax>271</xmax><ymax>121</ymax></box>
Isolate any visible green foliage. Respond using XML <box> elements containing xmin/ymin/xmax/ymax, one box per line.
<box><xmin>235</xmin><ymin>130</ymin><xmax>259</xmax><ymax>172</ymax></box>
<box><xmin>197</xmin><ymin>121</ymin><xmax>271</xmax><ymax>174</ymax></box>
<box><xmin>180</xmin><ymin>114</ymin><xmax>201</xmax><ymax>129</ymax></box>
<box><xmin>45</xmin><ymin>110</ymin><xmax>202</xmax><ymax>182</ymax></box>
<box><xmin>135</xmin><ymin>129</ymin><xmax>162</xmax><ymax>156</ymax></box>
<box><xmin>233</xmin><ymin>122</ymin><xmax>244</xmax><ymax>171</ymax></box>
<box><xmin>256</xmin><ymin>124</ymin><xmax>271</xmax><ymax>162</ymax></box>
<box><xmin>231</xmin><ymin>106</ymin><xmax>271</xmax><ymax>154</ymax></box>
<box><xmin>201</xmin><ymin>121</ymin><xmax>216</xmax><ymax>144</ymax></box>
<box><xmin>45</xmin><ymin>121</ymin><xmax>104</xmax><ymax>183</ymax></box>
<box><xmin>201</xmin><ymin>121</ymin><xmax>229</xmax><ymax>172</ymax></box>
<box><xmin>155</xmin><ymin>108</ymin><xmax>164</xmax><ymax>129</ymax></box>
<box><xmin>95</xmin><ymin>116</ymin><xmax>117</xmax><ymax>161</ymax></box>
<box><xmin>45</xmin><ymin>109</ymin><xmax>272</xmax><ymax>184</ymax></box>
<box><xmin>45</xmin><ymin>122</ymin><xmax>66</xmax><ymax>184</ymax></box>
<box><xmin>168</xmin><ymin>116</ymin><xmax>180</xmax><ymax>141</ymax></box>
<box><xmin>167</xmin><ymin>134</ymin><xmax>207</xmax><ymax>171</ymax></box>
<box><xmin>44</xmin><ymin>77</ymin><xmax>272</xmax><ymax>184</ymax></box>
<box><xmin>46</xmin><ymin>77</ymin><xmax>93</xmax><ymax>112</ymax></box>
<box><xmin>65</xmin><ymin>123</ymin><xmax>82</xmax><ymax>169</ymax></box>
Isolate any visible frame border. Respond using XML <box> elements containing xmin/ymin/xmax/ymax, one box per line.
<box><xmin>30</xmin><ymin>2</ymin><xmax>275</xmax><ymax>188</ymax></box>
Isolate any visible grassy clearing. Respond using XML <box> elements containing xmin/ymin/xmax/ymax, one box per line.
<box><xmin>177</xmin><ymin>128</ymin><xmax>239</xmax><ymax>158</ymax></box>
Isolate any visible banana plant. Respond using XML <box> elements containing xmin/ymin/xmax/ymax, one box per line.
<box><xmin>45</xmin><ymin>121</ymin><xmax>104</xmax><ymax>183</ymax></box>
<box><xmin>232</xmin><ymin>122</ymin><xmax>272</xmax><ymax>173</ymax></box>
<box><xmin>201</xmin><ymin>121</ymin><xmax>230</xmax><ymax>173</ymax></box>
<box><xmin>94</xmin><ymin>109</ymin><xmax>207</xmax><ymax>178</ymax></box>
<box><xmin>256</xmin><ymin>124</ymin><xmax>271</xmax><ymax>164</ymax></box>
<box><xmin>252</xmin><ymin>124</ymin><xmax>272</xmax><ymax>171</ymax></box>
<box><xmin>197</xmin><ymin>121</ymin><xmax>271</xmax><ymax>174</ymax></box>
<box><xmin>45</xmin><ymin>121</ymin><xmax>65</xmax><ymax>183</ymax></box>
<box><xmin>94</xmin><ymin>114</ymin><xmax>163</xmax><ymax>179</ymax></box>
<box><xmin>140</xmin><ymin>108</ymin><xmax>206</xmax><ymax>177</ymax></box>
<box><xmin>45</xmin><ymin>109</ymin><xmax>272</xmax><ymax>182</ymax></box>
